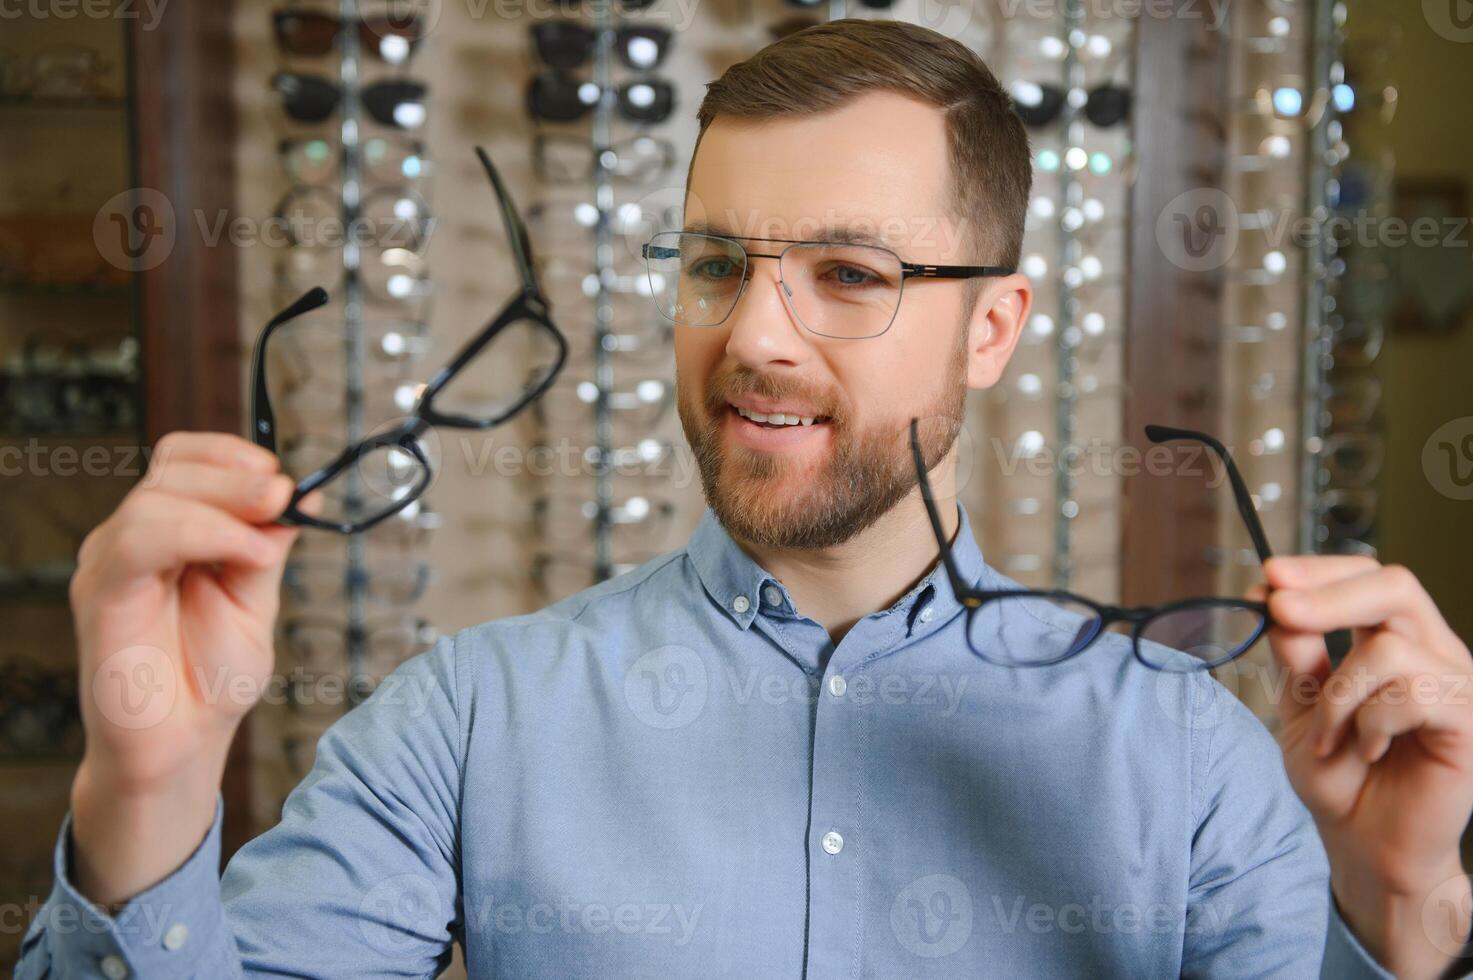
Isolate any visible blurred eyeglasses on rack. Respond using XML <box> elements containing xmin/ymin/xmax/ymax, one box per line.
<box><xmin>532</xmin><ymin>551</ymin><xmax>659</xmax><ymax>601</ymax></box>
<box><xmin>533</xmin><ymin>376</ymin><xmax>674</xmax><ymax>434</ymax></box>
<box><xmin>533</xmin><ymin>493</ymin><xmax>678</xmax><ymax>549</ymax></box>
<box><xmin>271</xmin><ymin>184</ymin><xmax>434</xmax><ymax>252</ymax></box>
<box><xmin>2</xmin><ymin>44</ymin><xmax>116</xmax><ymax>100</ymax></box>
<box><xmin>285</xmin><ymin>560</ymin><xmax>434</xmax><ymax>605</ymax></box>
<box><xmin>280</xmin><ymin>135</ymin><xmax>431</xmax><ymax>186</ymax></box>
<box><xmin>532</xmin><ymin>133</ymin><xmax>676</xmax><ymax>185</ymax></box>
<box><xmin>284</xmin><ymin>614</ymin><xmax>438</xmax><ymax>672</ymax></box>
<box><xmin>275</xmin><ymin>247</ymin><xmax>432</xmax><ymax>318</ymax></box>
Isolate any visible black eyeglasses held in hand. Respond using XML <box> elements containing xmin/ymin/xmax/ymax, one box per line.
<box><xmin>909</xmin><ymin>418</ymin><xmax>1273</xmax><ymax>672</ymax></box>
<box><xmin>251</xmin><ymin>146</ymin><xmax>568</xmax><ymax>535</ymax></box>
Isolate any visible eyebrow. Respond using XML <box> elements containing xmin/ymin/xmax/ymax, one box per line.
<box><xmin>681</xmin><ymin>220</ymin><xmax>896</xmax><ymax>250</ymax></box>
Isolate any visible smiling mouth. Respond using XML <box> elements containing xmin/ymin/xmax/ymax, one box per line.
<box><xmin>729</xmin><ymin>405</ymin><xmax>833</xmax><ymax>428</ymax></box>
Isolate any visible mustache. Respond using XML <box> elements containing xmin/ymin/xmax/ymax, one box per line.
<box><xmin>702</xmin><ymin>370</ymin><xmax>844</xmax><ymax>424</ymax></box>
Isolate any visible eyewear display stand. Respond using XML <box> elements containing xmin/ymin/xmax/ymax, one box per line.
<box><xmin>1050</xmin><ymin>0</ymin><xmax>1084</xmax><ymax>590</ymax></box>
<box><xmin>332</xmin><ymin>0</ymin><xmax>373</xmax><ymax>699</ymax></box>
<box><xmin>1297</xmin><ymin>0</ymin><xmax>1339</xmax><ymax>558</ymax></box>
<box><xmin>588</xmin><ymin>0</ymin><xmax>619</xmax><ymax>581</ymax></box>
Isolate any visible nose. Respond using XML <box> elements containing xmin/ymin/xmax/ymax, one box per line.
<box><xmin>722</xmin><ymin>257</ymin><xmax>813</xmax><ymax>372</ymax></box>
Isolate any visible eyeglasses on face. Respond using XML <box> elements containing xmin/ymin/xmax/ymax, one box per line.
<box><xmin>909</xmin><ymin>418</ymin><xmax>1274</xmax><ymax>673</ymax></box>
<box><xmin>251</xmin><ymin>145</ymin><xmax>568</xmax><ymax>535</ymax></box>
<box><xmin>642</xmin><ymin>231</ymin><xmax>1015</xmax><ymax>340</ymax></box>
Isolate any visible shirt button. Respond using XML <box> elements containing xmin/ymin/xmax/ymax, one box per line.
<box><xmin>100</xmin><ymin>955</ymin><xmax>129</xmax><ymax>980</ymax></box>
<box><xmin>732</xmin><ymin>595</ymin><xmax>750</xmax><ymax>614</ymax></box>
<box><xmin>763</xmin><ymin>585</ymin><xmax>782</xmax><ymax>607</ymax></box>
<box><xmin>919</xmin><ymin>606</ymin><xmax>935</xmax><ymax>623</ymax></box>
<box><xmin>163</xmin><ymin>923</ymin><xmax>189</xmax><ymax>951</ymax></box>
<box><xmin>828</xmin><ymin>675</ymin><xmax>846</xmax><ymax>698</ymax></box>
<box><xmin>821</xmin><ymin>831</ymin><xmax>844</xmax><ymax>855</ymax></box>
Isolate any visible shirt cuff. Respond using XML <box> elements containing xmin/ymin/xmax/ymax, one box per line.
<box><xmin>1322</xmin><ymin>887</ymin><xmax>1398</xmax><ymax>980</ymax></box>
<box><xmin>32</xmin><ymin>793</ymin><xmax>230</xmax><ymax>979</ymax></box>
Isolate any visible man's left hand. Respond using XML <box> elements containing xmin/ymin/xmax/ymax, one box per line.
<box><xmin>1250</xmin><ymin>554</ymin><xmax>1473</xmax><ymax>980</ymax></box>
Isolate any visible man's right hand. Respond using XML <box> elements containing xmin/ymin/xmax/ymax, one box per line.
<box><xmin>67</xmin><ymin>432</ymin><xmax>301</xmax><ymax>908</ymax></box>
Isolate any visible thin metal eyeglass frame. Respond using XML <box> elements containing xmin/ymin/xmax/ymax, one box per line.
<box><xmin>641</xmin><ymin>231</ymin><xmax>1016</xmax><ymax>339</ymax></box>
<box><xmin>908</xmin><ymin>418</ymin><xmax>1274</xmax><ymax>672</ymax></box>
<box><xmin>251</xmin><ymin>145</ymin><xmax>568</xmax><ymax>535</ymax></box>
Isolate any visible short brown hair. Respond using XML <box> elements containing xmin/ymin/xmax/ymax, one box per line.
<box><xmin>692</xmin><ymin>18</ymin><xmax>1032</xmax><ymax>271</ymax></box>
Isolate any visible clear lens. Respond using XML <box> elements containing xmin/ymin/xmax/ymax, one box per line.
<box><xmin>644</xmin><ymin>232</ymin><xmax>906</xmax><ymax>339</ymax></box>
<box><xmin>1136</xmin><ymin>601</ymin><xmax>1265</xmax><ymax>671</ymax></box>
<box><xmin>780</xmin><ymin>242</ymin><xmax>904</xmax><ymax>338</ymax></box>
<box><xmin>646</xmin><ymin>231</ymin><xmax>746</xmax><ymax>326</ymax></box>
<box><xmin>975</xmin><ymin>593</ymin><xmax>1104</xmax><ymax>665</ymax></box>
<box><xmin>427</xmin><ymin>316</ymin><xmax>562</xmax><ymax>423</ymax></box>
<box><xmin>305</xmin><ymin>439</ymin><xmax>429</xmax><ymax>528</ymax></box>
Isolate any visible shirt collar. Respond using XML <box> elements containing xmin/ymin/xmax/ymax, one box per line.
<box><xmin>686</xmin><ymin>501</ymin><xmax>990</xmax><ymax>633</ymax></box>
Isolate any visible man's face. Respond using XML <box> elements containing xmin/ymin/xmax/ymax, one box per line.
<box><xmin>674</xmin><ymin>91</ymin><xmax>982</xmax><ymax>551</ymax></box>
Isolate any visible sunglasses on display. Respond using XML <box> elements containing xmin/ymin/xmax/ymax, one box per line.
<box><xmin>272</xmin><ymin>6</ymin><xmax>425</xmax><ymax>65</ymax></box>
<box><xmin>526</xmin><ymin>71</ymin><xmax>675</xmax><ymax>125</ymax></box>
<box><xmin>251</xmin><ymin>146</ymin><xmax>568</xmax><ymax>534</ymax></box>
<box><xmin>271</xmin><ymin>72</ymin><xmax>428</xmax><ymax>129</ymax></box>
<box><xmin>1009</xmin><ymin>81</ymin><xmax>1132</xmax><ymax>129</ymax></box>
<box><xmin>531</xmin><ymin>21</ymin><xmax>672</xmax><ymax>72</ymax></box>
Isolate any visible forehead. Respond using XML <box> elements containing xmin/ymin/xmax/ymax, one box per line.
<box><xmin>686</xmin><ymin>90</ymin><xmax>954</xmax><ymax>252</ymax></box>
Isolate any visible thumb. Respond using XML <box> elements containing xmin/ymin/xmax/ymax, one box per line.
<box><xmin>1248</xmin><ymin>580</ymin><xmax>1331</xmax><ymax>731</ymax></box>
<box><xmin>216</xmin><ymin>481</ymin><xmax>312</xmax><ymax>616</ymax></box>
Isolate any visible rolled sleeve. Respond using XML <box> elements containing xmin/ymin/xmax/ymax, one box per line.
<box><xmin>17</xmin><ymin>795</ymin><xmax>236</xmax><ymax>980</ymax></box>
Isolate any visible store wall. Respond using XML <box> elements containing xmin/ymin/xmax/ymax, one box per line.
<box><xmin>1352</xmin><ymin>0</ymin><xmax>1473</xmax><ymax>645</ymax></box>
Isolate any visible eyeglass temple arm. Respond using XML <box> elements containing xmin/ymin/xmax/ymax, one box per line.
<box><xmin>1145</xmin><ymin>424</ymin><xmax>1357</xmax><ymax>665</ymax></box>
<box><xmin>909</xmin><ymin>418</ymin><xmax>971</xmax><ymax>597</ymax></box>
<box><xmin>474</xmin><ymin>145</ymin><xmax>541</xmax><ymax>298</ymax></box>
<box><xmin>1145</xmin><ymin>424</ymin><xmax>1273</xmax><ymax>563</ymax></box>
<box><xmin>251</xmin><ymin>286</ymin><xmax>330</xmax><ymax>454</ymax></box>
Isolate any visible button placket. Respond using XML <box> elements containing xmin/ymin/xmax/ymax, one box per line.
<box><xmin>805</xmin><ymin>640</ymin><xmax>868</xmax><ymax>974</ymax></box>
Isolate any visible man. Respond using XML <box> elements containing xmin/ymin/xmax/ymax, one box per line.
<box><xmin>18</xmin><ymin>19</ymin><xmax>1473</xmax><ymax>979</ymax></box>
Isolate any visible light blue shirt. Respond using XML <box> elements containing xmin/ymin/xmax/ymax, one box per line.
<box><xmin>19</xmin><ymin>503</ymin><xmax>1400</xmax><ymax>978</ymax></box>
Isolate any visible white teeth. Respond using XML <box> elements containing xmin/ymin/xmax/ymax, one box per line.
<box><xmin>735</xmin><ymin>406</ymin><xmax>820</xmax><ymax>427</ymax></box>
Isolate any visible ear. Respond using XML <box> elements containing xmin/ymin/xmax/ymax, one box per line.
<box><xmin>965</xmin><ymin>272</ymin><xmax>1032</xmax><ymax>391</ymax></box>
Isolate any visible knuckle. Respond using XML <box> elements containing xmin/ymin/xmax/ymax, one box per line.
<box><xmin>1382</xmin><ymin>563</ymin><xmax>1419</xmax><ymax>592</ymax></box>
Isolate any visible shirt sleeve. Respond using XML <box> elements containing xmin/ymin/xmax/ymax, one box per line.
<box><xmin>1177</xmin><ymin>672</ymin><xmax>1395</xmax><ymax>980</ymax></box>
<box><xmin>14</xmin><ymin>634</ymin><xmax>464</xmax><ymax>979</ymax></box>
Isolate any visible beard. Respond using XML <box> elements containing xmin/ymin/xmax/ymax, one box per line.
<box><xmin>677</xmin><ymin>326</ymin><xmax>969</xmax><ymax>552</ymax></box>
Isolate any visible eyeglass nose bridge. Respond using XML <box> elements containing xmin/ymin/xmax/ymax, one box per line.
<box><xmin>726</xmin><ymin>246</ymin><xmax>807</xmax><ymax>331</ymax></box>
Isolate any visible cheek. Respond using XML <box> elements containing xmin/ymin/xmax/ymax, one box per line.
<box><xmin>674</xmin><ymin>326</ymin><xmax>723</xmax><ymax>397</ymax></box>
